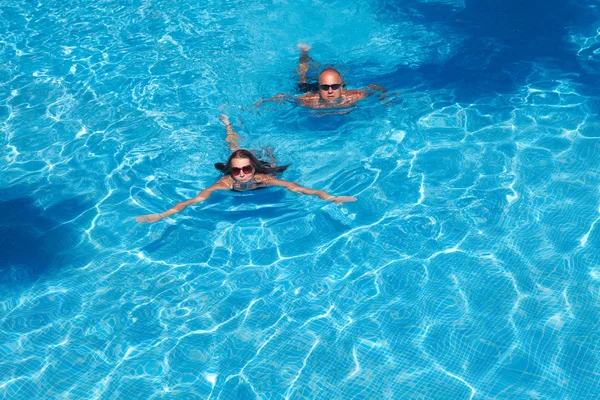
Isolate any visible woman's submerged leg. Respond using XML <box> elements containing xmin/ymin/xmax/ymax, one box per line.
<box><xmin>219</xmin><ymin>114</ymin><xmax>242</xmax><ymax>151</ymax></box>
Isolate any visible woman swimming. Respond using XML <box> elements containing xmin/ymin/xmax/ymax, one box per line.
<box><xmin>136</xmin><ymin>115</ymin><xmax>356</xmax><ymax>223</ymax></box>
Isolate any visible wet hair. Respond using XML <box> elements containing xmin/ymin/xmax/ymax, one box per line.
<box><xmin>214</xmin><ymin>149</ymin><xmax>289</xmax><ymax>176</ymax></box>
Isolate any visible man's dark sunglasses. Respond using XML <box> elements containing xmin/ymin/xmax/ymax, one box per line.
<box><xmin>231</xmin><ymin>165</ymin><xmax>253</xmax><ymax>176</ymax></box>
<box><xmin>319</xmin><ymin>83</ymin><xmax>343</xmax><ymax>91</ymax></box>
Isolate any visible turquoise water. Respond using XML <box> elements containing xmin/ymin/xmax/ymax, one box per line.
<box><xmin>2</xmin><ymin>0</ymin><xmax>600</xmax><ymax>398</ymax></box>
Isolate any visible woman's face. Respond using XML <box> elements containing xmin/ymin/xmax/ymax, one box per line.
<box><xmin>230</xmin><ymin>157</ymin><xmax>255</xmax><ymax>183</ymax></box>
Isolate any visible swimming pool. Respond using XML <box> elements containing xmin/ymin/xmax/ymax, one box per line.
<box><xmin>1</xmin><ymin>0</ymin><xmax>600</xmax><ymax>398</ymax></box>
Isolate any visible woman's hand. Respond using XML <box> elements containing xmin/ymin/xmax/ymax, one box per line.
<box><xmin>334</xmin><ymin>196</ymin><xmax>357</xmax><ymax>204</ymax></box>
<box><xmin>136</xmin><ymin>213</ymin><xmax>163</xmax><ymax>223</ymax></box>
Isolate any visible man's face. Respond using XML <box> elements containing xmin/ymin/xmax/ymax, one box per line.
<box><xmin>318</xmin><ymin>71</ymin><xmax>343</xmax><ymax>102</ymax></box>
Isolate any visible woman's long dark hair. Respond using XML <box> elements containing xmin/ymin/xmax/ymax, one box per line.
<box><xmin>214</xmin><ymin>149</ymin><xmax>289</xmax><ymax>176</ymax></box>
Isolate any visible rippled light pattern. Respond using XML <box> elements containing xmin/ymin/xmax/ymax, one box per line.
<box><xmin>1</xmin><ymin>0</ymin><xmax>600</xmax><ymax>398</ymax></box>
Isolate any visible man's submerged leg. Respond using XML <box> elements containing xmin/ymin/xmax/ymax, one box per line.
<box><xmin>297</xmin><ymin>44</ymin><xmax>313</xmax><ymax>84</ymax></box>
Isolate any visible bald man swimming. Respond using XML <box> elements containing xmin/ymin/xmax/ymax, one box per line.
<box><xmin>255</xmin><ymin>45</ymin><xmax>388</xmax><ymax>110</ymax></box>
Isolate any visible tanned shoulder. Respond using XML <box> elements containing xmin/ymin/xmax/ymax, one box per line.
<box><xmin>254</xmin><ymin>173</ymin><xmax>277</xmax><ymax>184</ymax></box>
<box><xmin>298</xmin><ymin>93</ymin><xmax>320</xmax><ymax>107</ymax></box>
<box><xmin>217</xmin><ymin>175</ymin><xmax>234</xmax><ymax>189</ymax></box>
<box><xmin>343</xmin><ymin>90</ymin><xmax>366</xmax><ymax>100</ymax></box>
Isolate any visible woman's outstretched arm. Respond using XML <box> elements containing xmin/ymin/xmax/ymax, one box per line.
<box><xmin>136</xmin><ymin>178</ymin><xmax>231</xmax><ymax>223</ymax></box>
<box><xmin>261</xmin><ymin>175</ymin><xmax>357</xmax><ymax>204</ymax></box>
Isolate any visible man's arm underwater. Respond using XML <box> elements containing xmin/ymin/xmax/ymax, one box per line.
<box><xmin>254</xmin><ymin>93</ymin><xmax>297</xmax><ymax>107</ymax></box>
<box><xmin>355</xmin><ymin>84</ymin><xmax>388</xmax><ymax>100</ymax></box>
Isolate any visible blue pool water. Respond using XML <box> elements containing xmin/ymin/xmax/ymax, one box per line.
<box><xmin>2</xmin><ymin>0</ymin><xmax>600</xmax><ymax>398</ymax></box>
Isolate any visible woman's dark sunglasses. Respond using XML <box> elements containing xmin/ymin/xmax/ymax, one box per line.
<box><xmin>231</xmin><ymin>165</ymin><xmax>253</xmax><ymax>176</ymax></box>
<box><xmin>319</xmin><ymin>83</ymin><xmax>343</xmax><ymax>91</ymax></box>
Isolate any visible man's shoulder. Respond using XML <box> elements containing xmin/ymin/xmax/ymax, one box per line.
<box><xmin>341</xmin><ymin>90</ymin><xmax>367</xmax><ymax>103</ymax></box>
<box><xmin>299</xmin><ymin>93</ymin><xmax>320</xmax><ymax>100</ymax></box>
<box><xmin>343</xmin><ymin>89</ymin><xmax>365</xmax><ymax>98</ymax></box>
<box><xmin>298</xmin><ymin>93</ymin><xmax>321</xmax><ymax>106</ymax></box>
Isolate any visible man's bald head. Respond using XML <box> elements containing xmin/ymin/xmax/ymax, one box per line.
<box><xmin>318</xmin><ymin>68</ymin><xmax>343</xmax><ymax>83</ymax></box>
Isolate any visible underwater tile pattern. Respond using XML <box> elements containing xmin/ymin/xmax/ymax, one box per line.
<box><xmin>1</xmin><ymin>0</ymin><xmax>600</xmax><ymax>398</ymax></box>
